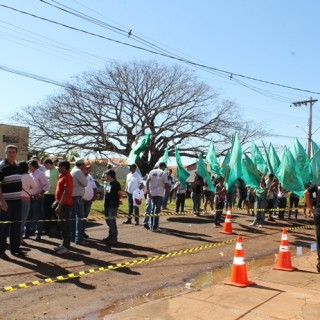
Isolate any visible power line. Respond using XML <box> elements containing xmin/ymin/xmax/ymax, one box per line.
<box><xmin>1</xmin><ymin>3</ymin><xmax>320</xmax><ymax>97</ymax></box>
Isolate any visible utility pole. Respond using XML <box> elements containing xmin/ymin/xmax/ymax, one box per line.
<box><xmin>291</xmin><ymin>97</ymin><xmax>318</xmax><ymax>159</ymax></box>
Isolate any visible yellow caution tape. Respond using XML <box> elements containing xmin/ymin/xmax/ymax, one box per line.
<box><xmin>0</xmin><ymin>224</ymin><xmax>315</xmax><ymax>294</ymax></box>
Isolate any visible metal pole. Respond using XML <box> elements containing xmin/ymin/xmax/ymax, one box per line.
<box><xmin>307</xmin><ymin>97</ymin><xmax>312</xmax><ymax>159</ymax></box>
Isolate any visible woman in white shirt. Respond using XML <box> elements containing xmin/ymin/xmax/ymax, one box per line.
<box><xmin>19</xmin><ymin>161</ymin><xmax>37</xmax><ymax>245</ymax></box>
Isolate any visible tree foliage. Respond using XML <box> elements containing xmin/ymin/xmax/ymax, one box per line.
<box><xmin>13</xmin><ymin>60</ymin><xmax>266</xmax><ymax>175</ymax></box>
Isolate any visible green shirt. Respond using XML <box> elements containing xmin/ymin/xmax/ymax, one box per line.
<box><xmin>255</xmin><ymin>188</ymin><xmax>267</xmax><ymax>201</ymax></box>
<box><xmin>45</xmin><ymin>167</ymin><xmax>59</xmax><ymax>195</ymax></box>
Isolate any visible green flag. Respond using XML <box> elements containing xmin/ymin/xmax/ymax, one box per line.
<box><xmin>275</xmin><ymin>149</ymin><xmax>304</xmax><ymax>197</ymax></box>
<box><xmin>262</xmin><ymin>141</ymin><xmax>273</xmax><ymax>174</ymax></box>
<box><xmin>268</xmin><ymin>143</ymin><xmax>280</xmax><ymax>174</ymax></box>
<box><xmin>162</xmin><ymin>147</ymin><xmax>169</xmax><ymax>166</ymax></box>
<box><xmin>241</xmin><ymin>154</ymin><xmax>261</xmax><ymax>189</ymax></box>
<box><xmin>312</xmin><ymin>140</ymin><xmax>320</xmax><ymax>159</ymax></box>
<box><xmin>197</xmin><ymin>154</ymin><xmax>215</xmax><ymax>192</ymax></box>
<box><xmin>205</xmin><ymin>139</ymin><xmax>221</xmax><ymax>178</ymax></box>
<box><xmin>127</xmin><ymin>133</ymin><xmax>151</xmax><ymax>165</ymax></box>
<box><xmin>289</xmin><ymin>138</ymin><xmax>312</xmax><ymax>183</ymax></box>
<box><xmin>279</xmin><ymin>146</ymin><xmax>286</xmax><ymax>163</ymax></box>
<box><xmin>251</xmin><ymin>142</ymin><xmax>268</xmax><ymax>174</ymax></box>
<box><xmin>175</xmin><ymin>146</ymin><xmax>190</xmax><ymax>189</ymax></box>
<box><xmin>311</xmin><ymin>149</ymin><xmax>320</xmax><ymax>183</ymax></box>
<box><xmin>220</xmin><ymin>150</ymin><xmax>231</xmax><ymax>178</ymax></box>
<box><xmin>225</xmin><ymin>133</ymin><xmax>243</xmax><ymax>191</ymax></box>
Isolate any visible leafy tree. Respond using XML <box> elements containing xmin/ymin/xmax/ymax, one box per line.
<box><xmin>13</xmin><ymin>60</ymin><xmax>265</xmax><ymax>176</ymax></box>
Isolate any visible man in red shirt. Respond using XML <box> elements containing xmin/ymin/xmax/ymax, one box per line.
<box><xmin>53</xmin><ymin>160</ymin><xmax>73</xmax><ymax>254</ymax></box>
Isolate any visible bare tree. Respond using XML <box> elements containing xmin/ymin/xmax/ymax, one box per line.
<box><xmin>13</xmin><ymin>60</ymin><xmax>265</xmax><ymax>175</ymax></box>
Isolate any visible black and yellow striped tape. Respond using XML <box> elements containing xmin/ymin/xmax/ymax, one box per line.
<box><xmin>0</xmin><ymin>224</ymin><xmax>315</xmax><ymax>294</ymax></box>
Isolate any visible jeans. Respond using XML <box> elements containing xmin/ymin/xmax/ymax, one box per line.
<box><xmin>105</xmin><ymin>207</ymin><xmax>118</xmax><ymax>241</ymax></box>
<box><xmin>150</xmin><ymin>196</ymin><xmax>163</xmax><ymax>230</ymax></box>
<box><xmin>58</xmin><ymin>205</ymin><xmax>72</xmax><ymax>248</ymax></box>
<box><xmin>142</xmin><ymin>197</ymin><xmax>152</xmax><ymax>226</ymax></box>
<box><xmin>0</xmin><ymin>200</ymin><xmax>21</xmax><ymax>254</ymax></box>
<box><xmin>25</xmin><ymin>196</ymin><xmax>44</xmax><ymax>238</ymax></box>
<box><xmin>192</xmin><ymin>193</ymin><xmax>201</xmax><ymax>213</ymax></box>
<box><xmin>162</xmin><ymin>190</ymin><xmax>169</xmax><ymax>209</ymax></box>
<box><xmin>71</xmin><ymin>196</ymin><xmax>85</xmax><ymax>243</ymax></box>
<box><xmin>21</xmin><ymin>199</ymin><xmax>31</xmax><ymax>238</ymax></box>
<box><xmin>127</xmin><ymin>193</ymin><xmax>139</xmax><ymax>222</ymax></box>
<box><xmin>83</xmin><ymin>199</ymin><xmax>93</xmax><ymax>232</ymax></box>
<box><xmin>253</xmin><ymin>199</ymin><xmax>266</xmax><ymax>225</ymax></box>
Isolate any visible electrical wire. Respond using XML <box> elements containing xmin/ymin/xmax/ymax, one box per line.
<box><xmin>1</xmin><ymin>2</ymin><xmax>320</xmax><ymax>97</ymax></box>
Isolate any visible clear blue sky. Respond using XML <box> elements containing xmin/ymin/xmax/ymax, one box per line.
<box><xmin>1</xmin><ymin>0</ymin><xmax>320</xmax><ymax>154</ymax></box>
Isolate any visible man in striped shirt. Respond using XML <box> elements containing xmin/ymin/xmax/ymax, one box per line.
<box><xmin>0</xmin><ymin>145</ymin><xmax>23</xmax><ymax>260</ymax></box>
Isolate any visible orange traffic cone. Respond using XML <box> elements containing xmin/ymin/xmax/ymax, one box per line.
<box><xmin>219</xmin><ymin>209</ymin><xmax>235</xmax><ymax>235</ymax></box>
<box><xmin>272</xmin><ymin>228</ymin><xmax>297</xmax><ymax>272</ymax></box>
<box><xmin>224</xmin><ymin>235</ymin><xmax>256</xmax><ymax>287</ymax></box>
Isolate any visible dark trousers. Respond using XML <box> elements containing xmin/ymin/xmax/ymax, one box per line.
<box><xmin>58</xmin><ymin>205</ymin><xmax>72</xmax><ymax>248</ymax></box>
<box><xmin>176</xmin><ymin>193</ymin><xmax>186</xmax><ymax>213</ymax></box>
<box><xmin>105</xmin><ymin>207</ymin><xmax>118</xmax><ymax>241</ymax></box>
<box><xmin>0</xmin><ymin>200</ymin><xmax>21</xmax><ymax>254</ymax></box>
<box><xmin>215</xmin><ymin>200</ymin><xmax>224</xmax><ymax>225</ymax></box>
<box><xmin>278</xmin><ymin>197</ymin><xmax>287</xmax><ymax>219</ymax></box>
<box><xmin>43</xmin><ymin>194</ymin><xmax>59</xmax><ymax>234</ymax></box>
<box><xmin>289</xmin><ymin>196</ymin><xmax>299</xmax><ymax>218</ymax></box>
<box><xmin>127</xmin><ymin>193</ymin><xmax>139</xmax><ymax>222</ymax></box>
<box><xmin>314</xmin><ymin>210</ymin><xmax>320</xmax><ymax>265</ymax></box>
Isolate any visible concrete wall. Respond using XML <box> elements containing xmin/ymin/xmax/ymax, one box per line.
<box><xmin>0</xmin><ymin>124</ymin><xmax>29</xmax><ymax>161</ymax></box>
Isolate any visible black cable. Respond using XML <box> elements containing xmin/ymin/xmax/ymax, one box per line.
<box><xmin>1</xmin><ymin>3</ymin><xmax>319</xmax><ymax>96</ymax></box>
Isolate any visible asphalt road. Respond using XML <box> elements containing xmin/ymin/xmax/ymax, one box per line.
<box><xmin>0</xmin><ymin>209</ymin><xmax>316</xmax><ymax>320</ymax></box>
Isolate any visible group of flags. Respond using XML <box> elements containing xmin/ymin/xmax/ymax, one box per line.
<box><xmin>128</xmin><ymin>133</ymin><xmax>320</xmax><ymax>196</ymax></box>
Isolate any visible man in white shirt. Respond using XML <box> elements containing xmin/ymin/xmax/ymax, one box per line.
<box><xmin>146</xmin><ymin>162</ymin><xmax>169</xmax><ymax>232</ymax></box>
<box><xmin>71</xmin><ymin>159</ymin><xmax>88</xmax><ymax>245</ymax></box>
<box><xmin>82</xmin><ymin>165</ymin><xmax>97</xmax><ymax>238</ymax></box>
<box><xmin>124</xmin><ymin>164</ymin><xmax>142</xmax><ymax>225</ymax></box>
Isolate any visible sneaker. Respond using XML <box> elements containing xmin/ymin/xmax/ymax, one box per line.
<box><xmin>151</xmin><ymin>228</ymin><xmax>162</xmax><ymax>233</ymax></box>
<box><xmin>123</xmin><ymin>220</ymin><xmax>132</xmax><ymax>224</ymax></box>
<box><xmin>258</xmin><ymin>224</ymin><xmax>263</xmax><ymax>228</ymax></box>
<box><xmin>143</xmin><ymin>224</ymin><xmax>150</xmax><ymax>230</ymax></box>
<box><xmin>83</xmin><ymin>233</ymin><xmax>89</xmax><ymax>239</ymax></box>
<box><xmin>55</xmin><ymin>246</ymin><xmax>69</xmax><ymax>254</ymax></box>
<box><xmin>134</xmin><ymin>221</ymin><xmax>139</xmax><ymax>226</ymax></box>
<box><xmin>249</xmin><ymin>222</ymin><xmax>256</xmax><ymax>226</ymax></box>
<box><xmin>11</xmin><ymin>249</ymin><xmax>26</xmax><ymax>257</ymax></box>
<box><xmin>54</xmin><ymin>245</ymin><xmax>64</xmax><ymax>251</ymax></box>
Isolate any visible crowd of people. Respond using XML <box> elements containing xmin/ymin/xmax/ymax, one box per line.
<box><xmin>0</xmin><ymin>145</ymin><xmax>99</xmax><ymax>258</ymax></box>
<box><xmin>1</xmin><ymin>145</ymin><xmax>320</xmax><ymax>272</ymax></box>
